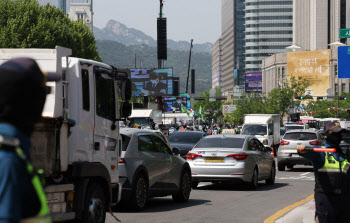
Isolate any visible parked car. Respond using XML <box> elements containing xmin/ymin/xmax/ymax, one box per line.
<box><xmin>168</xmin><ymin>131</ymin><xmax>206</xmax><ymax>158</ymax></box>
<box><xmin>119</xmin><ymin>128</ymin><xmax>192</xmax><ymax>210</ymax></box>
<box><xmin>187</xmin><ymin>135</ymin><xmax>275</xmax><ymax>190</ymax></box>
<box><xmin>277</xmin><ymin>129</ymin><xmax>323</xmax><ymax>171</ymax></box>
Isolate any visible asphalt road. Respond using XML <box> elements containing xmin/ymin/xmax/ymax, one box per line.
<box><xmin>107</xmin><ymin>163</ymin><xmax>315</xmax><ymax>223</ymax></box>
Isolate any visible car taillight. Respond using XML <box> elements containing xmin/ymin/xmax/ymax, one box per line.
<box><xmin>119</xmin><ymin>158</ymin><xmax>125</xmax><ymax>163</ymax></box>
<box><xmin>263</xmin><ymin>139</ymin><xmax>268</xmax><ymax>145</ymax></box>
<box><xmin>309</xmin><ymin>140</ymin><xmax>321</xmax><ymax>145</ymax></box>
<box><xmin>227</xmin><ymin>154</ymin><xmax>249</xmax><ymax>161</ymax></box>
<box><xmin>186</xmin><ymin>153</ymin><xmax>202</xmax><ymax>160</ymax></box>
<box><xmin>280</xmin><ymin>140</ymin><xmax>290</xmax><ymax>145</ymax></box>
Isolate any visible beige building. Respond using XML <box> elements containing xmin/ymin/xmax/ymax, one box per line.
<box><xmin>293</xmin><ymin>0</ymin><xmax>349</xmax><ymax>51</ymax></box>
<box><xmin>262</xmin><ymin>48</ymin><xmax>350</xmax><ymax>98</ymax></box>
<box><xmin>212</xmin><ymin>38</ymin><xmax>222</xmax><ymax>89</ymax></box>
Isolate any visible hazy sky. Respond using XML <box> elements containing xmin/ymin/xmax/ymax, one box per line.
<box><xmin>93</xmin><ymin>0</ymin><xmax>221</xmax><ymax>44</ymax></box>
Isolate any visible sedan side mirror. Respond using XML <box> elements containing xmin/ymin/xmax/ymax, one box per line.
<box><xmin>172</xmin><ymin>147</ymin><xmax>180</xmax><ymax>156</ymax></box>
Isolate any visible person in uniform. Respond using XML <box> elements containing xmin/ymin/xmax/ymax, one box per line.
<box><xmin>297</xmin><ymin>121</ymin><xmax>350</xmax><ymax>223</ymax></box>
<box><xmin>0</xmin><ymin>58</ymin><xmax>60</xmax><ymax>222</ymax></box>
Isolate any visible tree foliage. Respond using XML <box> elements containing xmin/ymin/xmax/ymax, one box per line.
<box><xmin>0</xmin><ymin>0</ymin><xmax>101</xmax><ymax>61</ymax></box>
<box><xmin>223</xmin><ymin>77</ymin><xmax>310</xmax><ymax>125</ymax></box>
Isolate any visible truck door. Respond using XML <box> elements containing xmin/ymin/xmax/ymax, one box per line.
<box><xmin>93</xmin><ymin>68</ymin><xmax>119</xmax><ymax>183</ymax></box>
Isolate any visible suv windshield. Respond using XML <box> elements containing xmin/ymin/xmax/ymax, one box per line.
<box><xmin>168</xmin><ymin>133</ymin><xmax>202</xmax><ymax>144</ymax></box>
<box><xmin>195</xmin><ymin>137</ymin><xmax>245</xmax><ymax>149</ymax></box>
<box><xmin>283</xmin><ymin>132</ymin><xmax>317</xmax><ymax>140</ymax></box>
<box><xmin>242</xmin><ymin>125</ymin><xmax>267</xmax><ymax>135</ymax></box>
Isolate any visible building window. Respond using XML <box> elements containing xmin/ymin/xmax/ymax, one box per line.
<box><xmin>335</xmin><ymin>64</ymin><xmax>338</xmax><ymax>76</ymax></box>
<box><xmin>282</xmin><ymin>67</ymin><xmax>285</xmax><ymax>80</ymax></box>
<box><xmin>77</xmin><ymin>13</ymin><xmax>85</xmax><ymax>19</ymax></box>
<box><xmin>342</xmin><ymin>83</ymin><xmax>346</xmax><ymax>93</ymax></box>
<box><xmin>335</xmin><ymin>84</ymin><xmax>338</xmax><ymax>94</ymax></box>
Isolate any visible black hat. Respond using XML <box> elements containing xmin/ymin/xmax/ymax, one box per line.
<box><xmin>325</xmin><ymin>121</ymin><xmax>344</xmax><ymax>134</ymax></box>
<box><xmin>0</xmin><ymin>58</ymin><xmax>60</xmax><ymax>135</ymax></box>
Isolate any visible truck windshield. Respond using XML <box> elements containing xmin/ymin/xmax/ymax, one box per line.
<box><xmin>242</xmin><ymin>125</ymin><xmax>267</xmax><ymax>135</ymax></box>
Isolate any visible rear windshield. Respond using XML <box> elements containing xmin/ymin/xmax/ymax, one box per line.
<box><xmin>168</xmin><ymin>133</ymin><xmax>202</xmax><ymax>144</ymax></box>
<box><xmin>283</xmin><ymin>132</ymin><xmax>317</xmax><ymax>140</ymax></box>
<box><xmin>121</xmin><ymin>134</ymin><xmax>131</xmax><ymax>151</ymax></box>
<box><xmin>285</xmin><ymin>125</ymin><xmax>304</xmax><ymax>130</ymax></box>
<box><xmin>194</xmin><ymin>137</ymin><xmax>245</xmax><ymax>149</ymax></box>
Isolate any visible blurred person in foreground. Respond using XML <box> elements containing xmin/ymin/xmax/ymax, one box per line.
<box><xmin>297</xmin><ymin>121</ymin><xmax>350</xmax><ymax>223</ymax></box>
<box><xmin>0</xmin><ymin>58</ymin><xmax>59</xmax><ymax>223</ymax></box>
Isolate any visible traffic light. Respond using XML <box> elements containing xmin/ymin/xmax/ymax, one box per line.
<box><xmin>339</xmin><ymin>96</ymin><xmax>347</xmax><ymax>100</ymax></box>
<box><xmin>317</xmin><ymin>96</ymin><xmax>326</xmax><ymax>100</ymax></box>
<box><xmin>295</xmin><ymin>96</ymin><xmax>304</xmax><ymax>100</ymax></box>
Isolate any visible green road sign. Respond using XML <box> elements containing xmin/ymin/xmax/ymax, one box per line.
<box><xmin>339</xmin><ymin>28</ymin><xmax>350</xmax><ymax>38</ymax></box>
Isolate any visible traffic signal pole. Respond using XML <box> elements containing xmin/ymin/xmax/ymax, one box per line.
<box><xmin>186</xmin><ymin>39</ymin><xmax>193</xmax><ymax>93</ymax></box>
<box><xmin>158</xmin><ymin>0</ymin><xmax>163</xmax><ymax>69</ymax></box>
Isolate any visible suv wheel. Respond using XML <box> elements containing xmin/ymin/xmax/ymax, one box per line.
<box><xmin>173</xmin><ymin>170</ymin><xmax>191</xmax><ymax>202</ymax></box>
<box><xmin>278</xmin><ymin>162</ymin><xmax>285</xmax><ymax>171</ymax></box>
<box><xmin>129</xmin><ymin>174</ymin><xmax>147</xmax><ymax>211</ymax></box>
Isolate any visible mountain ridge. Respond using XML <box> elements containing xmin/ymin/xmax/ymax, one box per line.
<box><xmin>94</xmin><ymin>20</ymin><xmax>213</xmax><ymax>53</ymax></box>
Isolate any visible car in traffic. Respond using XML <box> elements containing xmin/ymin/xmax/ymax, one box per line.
<box><xmin>119</xmin><ymin>128</ymin><xmax>192</xmax><ymax>210</ymax></box>
<box><xmin>187</xmin><ymin>135</ymin><xmax>275</xmax><ymax>190</ymax></box>
<box><xmin>277</xmin><ymin>129</ymin><xmax>323</xmax><ymax>171</ymax></box>
<box><xmin>168</xmin><ymin>131</ymin><xmax>206</xmax><ymax>158</ymax></box>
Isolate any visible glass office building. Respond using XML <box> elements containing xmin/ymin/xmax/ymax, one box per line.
<box><xmin>244</xmin><ymin>0</ymin><xmax>293</xmax><ymax>74</ymax></box>
<box><xmin>220</xmin><ymin>0</ymin><xmax>245</xmax><ymax>94</ymax></box>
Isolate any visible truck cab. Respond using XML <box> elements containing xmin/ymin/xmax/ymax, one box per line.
<box><xmin>0</xmin><ymin>46</ymin><xmax>132</xmax><ymax>222</ymax></box>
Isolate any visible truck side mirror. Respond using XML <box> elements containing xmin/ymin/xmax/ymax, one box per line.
<box><xmin>120</xmin><ymin>102</ymin><xmax>132</xmax><ymax>118</ymax></box>
<box><xmin>121</xmin><ymin>78</ymin><xmax>132</xmax><ymax>101</ymax></box>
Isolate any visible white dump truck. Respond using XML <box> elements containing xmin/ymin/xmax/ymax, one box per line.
<box><xmin>0</xmin><ymin>46</ymin><xmax>132</xmax><ymax>222</ymax></box>
<box><xmin>242</xmin><ymin>114</ymin><xmax>280</xmax><ymax>153</ymax></box>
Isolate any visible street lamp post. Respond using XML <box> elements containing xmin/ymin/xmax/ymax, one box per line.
<box><xmin>329</xmin><ymin>41</ymin><xmax>346</xmax><ymax>118</ymax></box>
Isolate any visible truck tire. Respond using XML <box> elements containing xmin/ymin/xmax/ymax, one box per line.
<box><xmin>278</xmin><ymin>162</ymin><xmax>285</xmax><ymax>171</ymax></box>
<box><xmin>129</xmin><ymin>174</ymin><xmax>147</xmax><ymax>211</ymax></box>
<box><xmin>83</xmin><ymin>183</ymin><xmax>106</xmax><ymax>223</ymax></box>
<box><xmin>265</xmin><ymin>163</ymin><xmax>276</xmax><ymax>185</ymax></box>
<box><xmin>172</xmin><ymin>170</ymin><xmax>191</xmax><ymax>202</ymax></box>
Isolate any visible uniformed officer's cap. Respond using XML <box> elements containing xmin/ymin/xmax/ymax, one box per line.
<box><xmin>325</xmin><ymin>121</ymin><xmax>344</xmax><ymax>134</ymax></box>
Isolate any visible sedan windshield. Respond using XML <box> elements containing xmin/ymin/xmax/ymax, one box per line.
<box><xmin>195</xmin><ymin>137</ymin><xmax>245</xmax><ymax>149</ymax></box>
<box><xmin>168</xmin><ymin>133</ymin><xmax>202</xmax><ymax>144</ymax></box>
<box><xmin>285</xmin><ymin>125</ymin><xmax>304</xmax><ymax>130</ymax></box>
<box><xmin>242</xmin><ymin>125</ymin><xmax>267</xmax><ymax>135</ymax></box>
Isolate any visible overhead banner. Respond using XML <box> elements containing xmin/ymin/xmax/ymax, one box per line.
<box><xmin>130</xmin><ymin>68</ymin><xmax>173</xmax><ymax>96</ymax></box>
<box><xmin>287</xmin><ymin>50</ymin><xmax>330</xmax><ymax>97</ymax></box>
<box><xmin>245</xmin><ymin>73</ymin><xmax>262</xmax><ymax>92</ymax></box>
<box><xmin>338</xmin><ymin>46</ymin><xmax>350</xmax><ymax>79</ymax></box>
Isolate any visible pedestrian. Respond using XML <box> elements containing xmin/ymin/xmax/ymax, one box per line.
<box><xmin>297</xmin><ymin>121</ymin><xmax>350</xmax><ymax>223</ymax></box>
<box><xmin>0</xmin><ymin>58</ymin><xmax>59</xmax><ymax>222</ymax></box>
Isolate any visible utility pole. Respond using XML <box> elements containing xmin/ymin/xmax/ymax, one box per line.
<box><xmin>186</xmin><ymin>39</ymin><xmax>194</xmax><ymax>93</ymax></box>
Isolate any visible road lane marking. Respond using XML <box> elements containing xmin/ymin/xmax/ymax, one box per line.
<box><xmin>264</xmin><ymin>194</ymin><xmax>314</xmax><ymax>223</ymax></box>
<box><xmin>300</xmin><ymin>172</ymin><xmax>310</xmax><ymax>176</ymax></box>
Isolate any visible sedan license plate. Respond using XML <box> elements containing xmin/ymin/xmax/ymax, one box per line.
<box><xmin>291</xmin><ymin>154</ymin><xmax>299</xmax><ymax>158</ymax></box>
<box><xmin>205</xmin><ymin>157</ymin><xmax>224</xmax><ymax>162</ymax></box>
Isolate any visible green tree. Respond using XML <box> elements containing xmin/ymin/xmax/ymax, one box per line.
<box><xmin>0</xmin><ymin>0</ymin><xmax>101</xmax><ymax>61</ymax></box>
<box><xmin>193</xmin><ymin>86</ymin><xmax>224</xmax><ymax>122</ymax></box>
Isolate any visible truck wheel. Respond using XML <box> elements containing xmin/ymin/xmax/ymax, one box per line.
<box><xmin>248</xmin><ymin>167</ymin><xmax>259</xmax><ymax>190</ymax></box>
<box><xmin>129</xmin><ymin>174</ymin><xmax>147</xmax><ymax>211</ymax></box>
<box><xmin>173</xmin><ymin>170</ymin><xmax>191</xmax><ymax>202</ymax></box>
<box><xmin>83</xmin><ymin>183</ymin><xmax>106</xmax><ymax>223</ymax></box>
<box><xmin>278</xmin><ymin>163</ymin><xmax>285</xmax><ymax>171</ymax></box>
<box><xmin>266</xmin><ymin>164</ymin><xmax>276</xmax><ymax>185</ymax></box>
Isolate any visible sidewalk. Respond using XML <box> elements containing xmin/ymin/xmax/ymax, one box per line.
<box><xmin>275</xmin><ymin>199</ymin><xmax>315</xmax><ymax>223</ymax></box>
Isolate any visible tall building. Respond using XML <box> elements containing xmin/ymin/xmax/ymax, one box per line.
<box><xmin>212</xmin><ymin>38</ymin><xmax>222</xmax><ymax>89</ymax></box>
<box><xmin>244</xmin><ymin>0</ymin><xmax>293</xmax><ymax>74</ymax></box>
<box><xmin>293</xmin><ymin>0</ymin><xmax>349</xmax><ymax>51</ymax></box>
<box><xmin>220</xmin><ymin>0</ymin><xmax>245</xmax><ymax>95</ymax></box>
<box><xmin>37</xmin><ymin>0</ymin><xmax>92</xmax><ymax>15</ymax></box>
